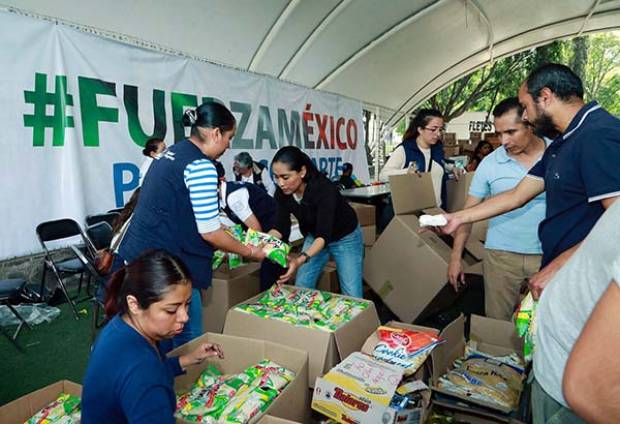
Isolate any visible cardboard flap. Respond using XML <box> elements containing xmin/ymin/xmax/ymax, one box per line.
<box><xmin>213</xmin><ymin>262</ymin><xmax>260</xmax><ymax>279</ymax></box>
<box><xmin>432</xmin><ymin>315</ymin><xmax>466</xmax><ymax>385</ymax></box>
<box><xmin>389</xmin><ymin>173</ymin><xmax>437</xmax><ymax>215</ymax></box>
<box><xmin>333</xmin><ymin>299</ymin><xmax>380</xmax><ymax>360</ymax></box>
<box><xmin>0</xmin><ymin>380</ymin><xmax>82</xmax><ymax>422</ymax></box>
<box><xmin>469</xmin><ymin>314</ymin><xmax>522</xmax><ymax>353</ymax></box>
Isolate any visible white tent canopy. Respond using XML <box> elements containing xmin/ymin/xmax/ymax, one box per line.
<box><xmin>3</xmin><ymin>0</ymin><xmax>620</xmax><ymax>125</ymax></box>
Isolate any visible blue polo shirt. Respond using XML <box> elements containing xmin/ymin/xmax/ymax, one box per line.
<box><xmin>469</xmin><ymin>142</ymin><xmax>547</xmax><ymax>254</ymax></box>
<box><xmin>527</xmin><ymin>101</ymin><xmax>620</xmax><ymax>267</ymax></box>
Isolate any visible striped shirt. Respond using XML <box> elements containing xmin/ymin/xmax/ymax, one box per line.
<box><xmin>183</xmin><ymin>159</ymin><xmax>220</xmax><ymax>233</ymax></box>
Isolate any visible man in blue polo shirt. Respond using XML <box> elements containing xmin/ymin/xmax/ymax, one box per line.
<box><xmin>448</xmin><ymin>97</ymin><xmax>547</xmax><ymax>320</ymax></box>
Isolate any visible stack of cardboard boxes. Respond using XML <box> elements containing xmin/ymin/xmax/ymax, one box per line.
<box><xmin>443</xmin><ymin>132</ymin><xmax>460</xmax><ymax>157</ymax></box>
<box><xmin>349</xmin><ymin>202</ymin><xmax>376</xmax><ymax>251</ymax></box>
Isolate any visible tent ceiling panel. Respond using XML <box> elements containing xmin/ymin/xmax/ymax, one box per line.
<box><xmin>2</xmin><ymin>0</ymin><xmax>620</xmax><ymax>125</ymax></box>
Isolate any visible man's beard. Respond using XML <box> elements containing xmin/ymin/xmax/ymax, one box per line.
<box><xmin>531</xmin><ymin>107</ymin><xmax>560</xmax><ymax>139</ymax></box>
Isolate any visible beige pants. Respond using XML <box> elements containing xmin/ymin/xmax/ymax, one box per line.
<box><xmin>483</xmin><ymin>249</ymin><xmax>542</xmax><ymax>321</ymax></box>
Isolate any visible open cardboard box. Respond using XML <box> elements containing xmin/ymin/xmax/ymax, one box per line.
<box><xmin>349</xmin><ymin>202</ymin><xmax>375</xmax><ymax>227</ymax></box>
<box><xmin>223</xmin><ymin>290</ymin><xmax>380</xmax><ymax>388</ymax></box>
<box><xmin>430</xmin><ymin>314</ymin><xmax>527</xmax><ymax>423</ymax></box>
<box><xmin>202</xmin><ymin>262</ymin><xmax>261</xmax><ymax>333</ymax></box>
<box><xmin>364</xmin><ymin>173</ymin><xmax>484</xmax><ymax>323</ymax></box>
<box><xmin>257</xmin><ymin>415</ymin><xmax>301</xmax><ymax>423</ymax></box>
<box><xmin>0</xmin><ymin>380</ymin><xmax>82</xmax><ymax>423</ymax></box>
<box><xmin>170</xmin><ymin>332</ymin><xmax>309</xmax><ymax>424</ymax></box>
<box><xmin>312</xmin><ymin>351</ymin><xmax>431</xmax><ymax>424</ymax></box>
<box><xmin>444</xmin><ymin>171</ymin><xmax>489</xmax><ymax>241</ymax></box>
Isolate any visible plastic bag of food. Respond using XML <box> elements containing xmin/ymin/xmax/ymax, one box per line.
<box><xmin>212</xmin><ymin>250</ymin><xmax>226</xmax><ymax>270</ymax></box>
<box><xmin>26</xmin><ymin>393</ymin><xmax>81</xmax><ymax>424</ymax></box>
<box><xmin>245</xmin><ymin>229</ymin><xmax>290</xmax><ymax>267</ymax></box>
<box><xmin>372</xmin><ymin>326</ymin><xmax>443</xmax><ymax>375</ymax></box>
<box><xmin>515</xmin><ymin>292</ymin><xmax>537</xmax><ymax>362</ymax></box>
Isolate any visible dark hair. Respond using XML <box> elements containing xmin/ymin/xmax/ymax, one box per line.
<box><xmin>182</xmin><ymin>101</ymin><xmax>236</xmax><ymax>138</ymax></box>
<box><xmin>342</xmin><ymin>162</ymin><xmax>353</xmax><ymax>173</ymax></box>
<box><xmin>526</xmin><ymin>63</ymin><xmax>584</xmax><ymax>101</ymax></box>
<box><xmin>474</xmin><ymin>140</ymin><xmax>493</xmax><ymax>158</ymax></box>
<box><xmin>493</xmin><ymin>97</ymin><xmax>523</xmax><ymax>119</ymax></box>
<box><xmin>142</xmin><ymin>138</ymin><xmax>164</xmax><ymax>157</ymax></box>
<box><xmin>213</xmin><ymin>160</ymin><xmax>226</xmax><ymax>180</ymax></box>
<box><xmin>234</xmin><ymin>152</ymin><xmax>253</xmax><ymax>169</ymax></box>
<box><xmin>111</xmin><ymin>188</ymin><xmax>141</xmax><ymax>234</ymax></box>
<box><xmin>104</xmin><ymin>249</ymin><xmax>191</xmax><ymax>317</ymax></box>
<box><xmin>402</xmin><ymin>109</ymin><xmax>444</xmax><ymax>141</ymax></box>
<box><xmin>271</xmin><ymin>146</ymin><xmax>320</xmax><ymax>183</ymax></box>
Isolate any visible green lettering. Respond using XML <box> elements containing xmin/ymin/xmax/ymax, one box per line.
<box><xmin>230</xmin><ymin>101</ymin><xmax>253</xmax><ymax>149</ymax></box>
<box><xmin>124</xmin><ymin>85</ymin><xmax>166</xmax><ymax>147</ymax></box>
<box><xmin>255</xmin><ymin>106</ymin><xmax>277</xmax><ymax>149</ymax></box>
<box><xmin>277</xmin><ymin>109</ymin><xmax>301</xmax><ymax>147</ymax></box>
<box><xmin>78</xmin><ymin>77</ymin><xmax>118</xmax><ymax>147</ymax></box>
<box><xmin>171</xmin><ymin>92</ymin><xmax>198</xmax><ymax>142</ymax></box>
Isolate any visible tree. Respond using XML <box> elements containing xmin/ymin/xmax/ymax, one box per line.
<box><xmin>570</xmin><ymin>37</ymin><xmax>589</xmax><ymax>81</ymax></box>
<box><xmin>582</xmin><ymin>33</ymin><xmax>620</xmax><ymax>109</ymax></box>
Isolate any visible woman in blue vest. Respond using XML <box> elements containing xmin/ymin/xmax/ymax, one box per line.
<box><xmin>378</xmin><ymin>109</ymin><xmax>450</xmax><ymax>231</ymax></box>
<box><xmin>269</xmin><ymin>146</ymin><xmax>364</xmax><ymax>298</ymax></box>
<box><xmin>214</xmin><ymin>161</ymin><xmax>283</xmax><ymax>290</ymax></box>
<box><xmin>82</xmin><ymin>250</ymin><xmax>224</xmax><ymax>423</ymax></box>
<box><xmin>118</xmin><ymin>101</ymin><xmax>266</xmax><ymax>350</ymax></box>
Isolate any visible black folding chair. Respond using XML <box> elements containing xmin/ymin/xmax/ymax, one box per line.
<box><xmin>86</xmin><ymin>222</ymin><xmax>114</xmax><ymax>251</ymax></box>
<box><xmin>85</xmin><ymin>212</ymin><xmax>119</xmax><ymax>228</ymax></box>
<box><xmin>70</xmin><ymin>246</ymin><xmax>109</xmax><ymax>345</ymax></box>
<box><xmin>0</xmin><ymin>278</ymin><xmax>32</xmax><ymax>352</ymax></box>
<box><xmin>35</xmin><ymin>219</ymin><xmax>97</xmax><ymax>320</ymax></box>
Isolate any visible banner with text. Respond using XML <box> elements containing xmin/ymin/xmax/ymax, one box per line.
<box><xmin>0</xmin><ymin>11</ymin><xmax>367</xmax><ymax>259</ymax></box>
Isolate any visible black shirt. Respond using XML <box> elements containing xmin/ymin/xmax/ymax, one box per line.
<box><xmin>338</xmin><ymin>175</ymin><xmax>355</xmax><ymax>189</ymax></box>
<box><xmin>274</xmin><ymin>176</ymin><xmax>358</xmax><ymax>244</ymax></box>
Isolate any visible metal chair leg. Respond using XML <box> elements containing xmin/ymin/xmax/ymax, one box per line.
<box><xmin>0</xmin><ymin>325</ymin><xmax>23</xmax><ymax>352</ymax></box>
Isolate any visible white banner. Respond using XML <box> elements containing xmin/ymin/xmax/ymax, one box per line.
<box><xmin>0</xmin><ymin>11</ymin><xmax>367</xmax><ymax>260</ymax></box>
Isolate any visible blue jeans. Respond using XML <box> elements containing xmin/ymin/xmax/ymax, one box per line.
<box><xmin>160</xmin><ymin>287</ymin><xmax>203</xmax><ymax>353</ymax></box>
<box><xmin>295</xmin><ymin>226</ymin><xmax>363</xmax><ymax>298</ymax></box>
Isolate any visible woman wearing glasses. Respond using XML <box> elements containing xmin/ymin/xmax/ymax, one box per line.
<box><xmin>379</xmin><ymin>109</ymin><xmax>449</xmax><ymax>208</ymax></box>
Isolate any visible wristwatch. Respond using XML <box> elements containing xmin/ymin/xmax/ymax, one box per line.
<box><xmin>300</xmin><ymin>251</ymin><xmax>311</xmax><ymax>262</ymax></box>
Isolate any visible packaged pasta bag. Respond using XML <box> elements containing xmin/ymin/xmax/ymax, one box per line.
<box><xmin>212</xmin><ymin>250</ymin><xmax>226</xmax><ymax>270</ymax></box>
<box><xmin>372</xmin><ymin>326</ymin><xmax>444</xmax><ymax>375</ymax></box>
<box><xmin>26</xmin><ymin>393</ymin><xmax>81</xmax><ymax>424</ymax></box>
<box><xmin>225</xmin><ymin>224</ymin><xmax>246</xmax><ymax>270</ymax></box>
<box><xmin>515</xmin><ymin>292</ymin><xmax>537</xmax><ymax>362</ymax></box>
<box><xmin>245</xmin><ymin>229</ymin><xmax>290</xmax><ymax>267</ymax></box>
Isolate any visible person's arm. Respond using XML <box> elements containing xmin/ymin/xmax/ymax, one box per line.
<box><xmin>440</xmin><ymin>176</ymin><xmax>545</xmax><ymax>235</ymax></box>
<box><xmin>528</xmin><ymin>196</ymin><xmax>618</xmax><ymax>299</ymax></box>
<box><xmin>184</xmin><ymin>160</ymin><xmax>265</xmax><ymax>261</ymax></box>
<box><xmin>448</xmin><ymin>195</ymin><xmax>483</xmax><ymax>291</ymax></box>
<box><xmin>563</xmin><ymin>280</ymin><xmax>620</xmax><ymax>423</ymax></box>
<box><xmin>262</xmin><ymin>168</ymin><xmax>276</xmax><ymax>196</ymax></box>
<box><xmin>268</xmin><ymin>190</ymin><xmax>292</xmax><ymax>241</ymax></box>
<box><xmin>379</xmin><ymin>146</ymin><xmax>406</xmax><ymax>182</ymax></box>
<box><xmin>277</xmin><ymin>237</ymin><xmax>326</xmax><ymax>284</ymax></box>
<box><xmin>177</xmin><ymin>342</ymin><xmax>224</xmax><ymax>371</ymax></box>
<box><xmin>226</xmin><ymin>189</ymin><xmax>263</xmax><ymax>232</ymax></box>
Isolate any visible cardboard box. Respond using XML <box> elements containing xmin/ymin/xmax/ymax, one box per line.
<box><xmin>349</xmin><ymin>202</ymin><xmax>375</xmax><ymax>226</ymax></box>
<box><xmin>361</xmin><ymin>225</ymin><xmax>376</xmax><ymax>247</ymax></box>
<box><xmin>312</xmin><ymin>352</ymin><xmax>430</xmax><ymax>424</ymax></box>
<box><xmin>431</xmin><ymin>315</ymin><xmax>526</xmax><ymax>420</ymax></box>
<box><xmin>364</xmin><ymin>213</ymin><xmax>481</xmax><ymax>323</ymax></box>
<box><xmin>443</xmin><ymin>132</ymin><xmax>457</xmax><ymax>146</ymax></box>
<box><xmin>0</xmin><ymin>380</ymin><xmax>82</xmax><ymax>422</ymax></box>
<box><xmin>171</xmin><ymin>333</ymin><xmax>310</xmax><ymax>424</ymax></box>
<box><xmin>202</xmin><ymin>263</ymin><xmax>261</xmax><ymax>333</ymax></box>
<box><xmin>257</xmin><ymin>415</ymin><xmax>301</xmax><ymax>423</ymax></box>
<box><xmin>446</xmin><ymin>172</ymin><xmax>475</xmax><ymax>212</ymax></box>
<box><xmin>443</xmin><ymin>146</ymin><xmax>461</xmax><ymax>157</ymax></box>
<box><xmin>223</xmin><ymin>291</ymin><xmax>380</xmax><ymax>388</ymax></box>
<box><xmin>388</xmin><ymin>173</ymin><xmax>438</xmax><ymax>215</ymax></box>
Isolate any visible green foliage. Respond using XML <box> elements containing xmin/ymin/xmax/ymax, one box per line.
<box><xmin>417</xmin><ymin>33</ymin><xmax>620</xmax><ymax>122</ymax></box>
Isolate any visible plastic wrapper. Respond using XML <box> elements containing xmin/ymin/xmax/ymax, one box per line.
<box><xmin>26</xmin><ymin>392</ymin><xmax>81</xmax><ymax>424</ymax></box>
<box><xmin>437</xmin><ymin>342</ymin><xmax>525</xmax><ymax>412</ymax></box>
<box><xmin>372</xmin><ymin>326</ymin><xmax>443</xmax><ymax>375</ymax></box>
<box><xmin>244</xmin><ymin>229</ymin><xmax>290</xmax><ymax>268</ymax></box>
<box><xmin>212</xmin><ymin>251</ymin><xmax>226</xmax><ymax>270</ymax></box>
<box><xmin>176</xmin><ymin>360</ymin><xmax>295</xmax><ymax>423</ymax></box>
<box><xmin>515</xmin><ymin>292</ymin><xmax>537</xmax><ymax>362</ymax></box>
<box><xmin>235</xmin><ymin>285</ymin><xmax>368</xmax><ymax>332</ymax></box>
<box><xmin>226</xmin><ymin>225</ymin><xmax>246</xmax><ymax>270</ymax></box>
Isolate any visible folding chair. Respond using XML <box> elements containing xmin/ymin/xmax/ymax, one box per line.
<box><xmin>0</xmin><ymin>278</ymin><xmax>32</xmax><ymax>352</ymax></box>
<box><xmin>35</xmin><ymin>219</ymin><xmax>97</xmax><ymax>320</ymax></box>
<box><xmin>86</xmin><ymin>222</ymin><xmax>114</xmax><ymax>251</ymax></box>
<box><xmin>70</xmin><ymin>246</ymin><xmax>109</xmax><ymax>345</ymax></box>
<box><xmin>85</xmin><ymin>212</ymin><xmax>119</xmax><ymax>228</ymax></box>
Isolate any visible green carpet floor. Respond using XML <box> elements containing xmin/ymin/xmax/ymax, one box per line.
<box><xmin>0</xmin><ymin>296</ymin><xmax>97</xmax><ymax>406</ymax></box>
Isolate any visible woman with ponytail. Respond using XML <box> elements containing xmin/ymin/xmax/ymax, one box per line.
<box><xmin>269</xmin><ymin>146</ymin><xmax>364</xmax><ymax>298</ymax></box>
<box><xmin>118</xmin><ymin>101</ymin><xmax>265</xmax><ymax>349</ymax></box>
<box><xmin>82</xmin><ymin>250</ymin><xmax>224</xmax><ymax>423</ymax></box>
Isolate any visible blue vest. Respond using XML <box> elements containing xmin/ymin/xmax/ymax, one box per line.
<box><xmin>119</xmin><ymin>140</ymin><xmax>214</xmax><ymax>289</ymax></box>
<box><xmin>398</xmin><ymin>139</ymin><xmax>449</xmax><ymax>208</ymax></box>
<box><xmin>223</xmin><ymin>182</ymin><xmax>277</xmax><ymax>231</ymax></box>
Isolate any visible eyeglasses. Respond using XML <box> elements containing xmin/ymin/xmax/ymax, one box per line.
<box><xmin>423</xmin><ymin>126</ymin><xmax>446</xmax><ymax>134</ymax></box>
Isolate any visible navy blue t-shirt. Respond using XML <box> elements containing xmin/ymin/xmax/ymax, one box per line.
<box><xmin>82</xmin><ymin>316</ymin><xmax>183</xmax><ymax>423</ymax></box>
<box><xmin>528</xmin><ymin>101</ymin><xmax>620</xmax><ymax>266</ymax></box>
